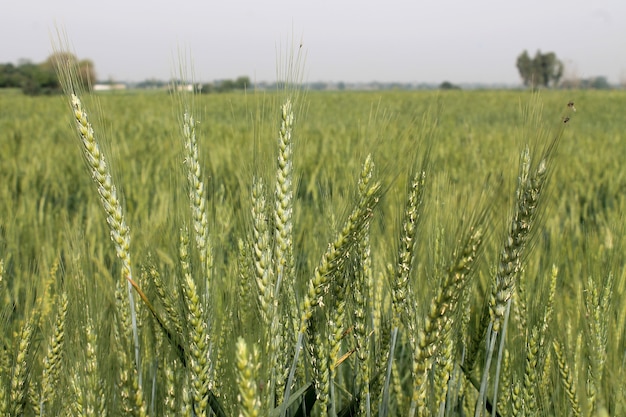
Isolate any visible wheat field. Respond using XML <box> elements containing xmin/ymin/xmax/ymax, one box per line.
<box><xmin>0</xmin><ymin>76</ymin><xmax>624</xmax><ymax>416</ymax></box>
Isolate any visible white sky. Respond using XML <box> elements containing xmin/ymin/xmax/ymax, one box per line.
<box><xmin>2</xmin><ymin>0</ymin><xmax>626</xmax><ymax>85</ymax></box>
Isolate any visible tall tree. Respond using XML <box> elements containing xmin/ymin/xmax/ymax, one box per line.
<box><xmin>43</xmin><ymin>52</ymin><xmax>96</xmax><ymax>91</ymax></box>
<box><xmin>516</xmin><ymin>50</ymin><xmax>563</xmax><ymax>88</ymax></box>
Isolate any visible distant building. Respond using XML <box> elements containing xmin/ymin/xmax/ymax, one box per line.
<box><xmin>174</xmin><ymin>84</ymin><xmax>195</xmax><ymax>92</ymax></box>
<box><xmin>93</xmin><ymin>83</ymin><xmax>127</xmax><ymax>91</ymax></box>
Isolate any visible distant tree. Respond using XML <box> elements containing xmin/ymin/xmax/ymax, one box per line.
<box><xmin>516</xmin><ymin>51</ymin><xmax>534</xmax><ymax>86</ymax></box>
<box><xmin>19</xmin><ymin>61</ymin><xmax>59</xmax><ymax>95</ymax></box>
<box><xmin>0</xmin><ymin>63</ymin><xmax>22</xmax><ymax>88</ymax></box>
<box><xmin>591</xmin><ymin>76</ymin><xmax>611</xmax><ymax>89</ymax></box>
<box><xmin>0</xmin><ymin>53</ymin><xmax>95</xmax><ymax>95</ymax></box>
<box><xmin>78</xmin><ymin>59</ymin><xmax>96</xmax><ymax>89</ymax></box>
<box><xmin>217</xmin><ymin>79</ymin><xmax>235</xmax><ymax>92</ymax></box>
<box><xmin>199</xmin><ymin>82</ymin><xmax>215</xmax><ymax>93</ymax></box>
<box><xmin>43</xmin><ymin>52</ymin><xmax>96</xmax><ymax>91</ymax></box>
<box><xmin>137</xmin><ymin>78</ymin><xmax>167</xmax><ymax>89</ymax></box>
<box><xmin>308</xmin><ymin>81</ymin><xmax>328</xmax><ymax>91</ymax></box>
<box><xmin>516</xmin><ymin>50</ymin><xmax>563</xmax><ymax>88</ymax></box>
<box><xmin>581</xmin><ymin>76</ymin><xmax>611</xmax><ymax>90</ymax></box>
<box><xmin>439</xmin><ymin>81</ymin><xmax>460</xmax><ymax>90</ymax></box>
<box><xmin>234</xmin><ymin>76</ymin><xmax>250</xmax><ymax>90</ymax></box>
<box><xmin>202</xmin><ymin>77</ymin><xmax>252</xmax><ymax>93</ymax></box>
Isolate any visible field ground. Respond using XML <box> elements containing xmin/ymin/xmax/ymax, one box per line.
<box><xmin>0</xmin><ymin>89</ymin><xmax>624</xmax><ymax>415</ymax></box>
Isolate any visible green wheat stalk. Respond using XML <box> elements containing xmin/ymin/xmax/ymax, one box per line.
<box><xmin>9</xmin><ymin>316</ymin><xmax>36</xmax><ymax>416</ymax></box>
<box><xmin>354</xmin><ymin>155</ymin><xmax>376</xmax><ymax>417</ymax></box>
<box><xmin>114</xmin><ymin>280</ymin><xmax>148</xmax><ymax>417</ymax></box>
<box><xmin>522</xmin><ymin>326</ymin><xmax>540</xmax><ymax>416</ymax></box>
<box><xmin>433</xmin><ymin>335</ymin><xmax>454</xmax><ymax>417</ymax></box>
<box><xmin>476</xmin><ymin>101</ymin><xmax>574</xmax><ymax>417</ymax></box>
<box><xmin>409</xmin><ymin>223</ymin><xmax>485</xmax><ymax>416</ymax></box>
<box><xmin>38</xmin><ymin>292</ymin><xmax>68</xmax><ymax>415</ymax></box>
<box><xmin>307</xmin><ymin>312</ymin><xmax>330</xmax><ymax>415</ymax></box>
<box><xmin>510</xmin><ymin>379</ymin><xmax>523</xmax><ymax>416</ymax></box>
<box><xmin>182</xmin><ymin>111</ymin><xmax>213</xmax><ymax>282</ymax></box>
<box><xmin>273</xmin><ymin>99</ymin><xmax>295</xmax><ymax>291</ymax></box>
<box><xmin>180</xmin><ymin>229</ymin><xmax>213</xmax><ymax>417</ymax></box>
<box><xmin>496</xmin><ymin>349</ymin><xmax>511</xmax><ymax>415</ymax></box>
<box><xmin>270</xmin><ymin>99</ymin><xmax>298</xmax><ymax>406</ymax></box>
<box><xmin>392</xmin><ymin>167</ymin><xmax>427</xmax><ymax>331</ymax></box>
<box><xmin>279</xmin><ymin>157</ymin><xmax>380</xmax><ymax>417</ymax></box>
<box><xmin>163</xmin><ymin>359</ymin><xmax>178</xmax><ymax>416</ymax></box>
<box><xmin>327</xmin><ymin>275</ymin><xmax>348</xmax><ymax>417</ymax></box>
<box><xmin>66</xmin><ymin>92</ymin><xmax>142</xmax><ymax>377</ymax></box>
<box><xmin>236</xmin><ymin>338</ymin><xmax>261</xmax><ymax>417</ymax></box>
<box><xmin>553</xmin><ymin>340</ymin><xmax>582</xmax><ymax>417</ymax></box>
<box><xmin>0</xmin><ymin>255</ymin><xmax>4</xmax><ymax>391</ymax></box>
<box><xmin>251</xmin><ymin>177</ymin><xmax>272</xmax><ymax>324</ymax></box>
<box><xmin>583</xmin><ymin>271</ymin><xmax>612</xmax><ymax>411</ymax></box>
<box><xmin>298</xmin><ymin>169</ymin><xmax>381</xmax><ymax>334</ymax></box>
<box><xmin>84</xmin><ymin>315</ymin><xmax>107</xmax><ymax>417</ymax></box>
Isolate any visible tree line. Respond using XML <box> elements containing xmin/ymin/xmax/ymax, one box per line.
<box><xmin>0</xmin><ymin>50</ymin><xmax>613</xmax><ymax>94</ymax></box>
<box><xmin>516</xmin><ymin>50</ymin><xmax>564</xmax><ymax>88</ymax></box>
<box><xmin>0</xmin><ymin>52</ymin><xmax>95</xmax><ymax>95</ymax></box>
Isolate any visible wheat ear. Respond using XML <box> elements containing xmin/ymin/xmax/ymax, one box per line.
<box><xmin>273</xmin><ymin>99</ymin><xmax>295</xmax><ymax>290</ymax></box>
<box><xmin>327</xmin><ymin>272</ymin><xmax>348</xmax><ymax>417</ymax></box>
<box><xmin>306</xmin><ymin>312</ymin><xmax>330</xmax><ymax>415</ymax></box>
<box><xmin>236</xmin><ymin>338</ymin><xmax>261</xmax><ymax>417</ymax></box>
<box><xmin>553</xmin><ymin>340</ymin><xmax>582</xmax><ymax>417</ymax></box>
<box><xmin>392</xmin><ymin>167</ymin><xmax>427</xmax><ymax>331</ymax></box>
<box><xmin>409</xmin><ymin>224</ymin><xmax>484</xmax><ymax>416</ymax></box>
<box><xmin>510</xmin><ymin>379</ymin><xmax>523</xmax><ymax>416</ymax></box>
<box><xmin>270</xmin><ymin>99</ymin><xmax>299</xmax><ymax>405</ymax></box>
<box><xmin>163</xmin><ymin>359</ymin><xmax>178</xmax><ymax>416</ymax></box>
<box><xmin>476</xmin><ymin>101</ymin><xmax>574</xmax><ymax>417</ymax></box>
<box><xmin>251</xmin><ymin>177</ymin><xmax>272</xmax><ymax>324</ymax></box>
<box><xmin>68</xmin><ymin>93</ymin><xmax>141</xmax><ymax>375</ymax></box>
<box><xmin>182</xmin><ymin>111</ymin><xmax>213</xmax><ymax>283</ymax></box>
<box><xmin>9</xmin><ymin>316</ymin><xmax>36</xmax><ymax>417</ymax></box>
<box><xmin>299</xmin><ymin>174</ymin><xmax>381</xmax><ymax>334</ymax></box>
<box><xmin>180</xmin><ymin>230</ymin><xmax>213</xmax><ymax>417</ymax></box>
<box><xmin>115</xmin><ymin>281</ymin><xmax>148</xmax><ymax>417</ymax></box>
<box><xmin>478</xmin><ymin>144</ymin><xmax>549</xmax><ymax>417</ymax></box>
<box><xmin>582</xmin><ymin>271</ymin><xmax>612</xmax><ymax>411</ymax></box>
<box><xmin>84</xmin><ymin>315</ymin><xmax>107</xmax><ymax>417</ymax></box>
<box><xmin>353</xmin><ymin>154</ymin><xmax>376</xmax><ymax>416</ymax></box>
<box><xmin>522</xmin><ymin>326</ymin><xmax>540</xmax><ymax>415</ymax></box>
<box><xmin>278</xmin><ymin>159</ymin><xmax>380</xmax><ymax>417</ymax></box>
<box><xmin>39</xmin><ymin>292</ymin><xmax>68</xmax><ymax>415</ymax></box>
<box><xmin>496</xmin><ymin>349</ymin><xmax>511</xmax><ymax>414</ymax></box>
<box><xmin>0</xmin><ymin>262</ymin><xmax>6</xmax><ymax>414</ymax></box>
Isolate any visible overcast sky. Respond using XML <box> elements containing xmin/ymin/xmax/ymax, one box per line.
<box><xmin>2</xmin><ymin>0</ymin><xmax>626</xmax><ymax>85</ymax></box>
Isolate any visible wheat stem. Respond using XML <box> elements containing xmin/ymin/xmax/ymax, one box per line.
<box><xmin>410</xmin><ymin>225</ymin><xmax>484</xmax><ymax>416</ymax></box>
<box><xmin>299</xmin><ymin>176</ymin><xmax>381</xmax><ymax>334</ymax></box>
<box><xmin>180</xmin><ymin>230</ymin><xmax>213</xmax><ymax>417</ymax></box>
<box><xmin>69</xmin><ymin>93</ymin><xmax>141</xmax><ymax>381</ymax></box>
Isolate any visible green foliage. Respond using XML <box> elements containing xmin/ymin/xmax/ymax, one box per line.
<box><xmin>200</xmin><ymin>76</ymin><xmax>251</xmax><ymax>93</ymax></box>
<box><xmin>0</xmin><ymin>52</ymin><xmax>94</xmax><ymax>95</ymax></box>
<box><xmin>583</xmin><ymin>76</ymin><xmax>612</xmax><ymax>90</ymax></box>
<box><xmin>439</xmin><ymin>81</ymin><xmax>460</xmax><ymax>90</ymax></box>
<box><xmin>0</xmin><ymin>88</ymin><xmax>625</xmax><ymax>416</ymax></box>
<box><xmin>516</xmin><ymin>50</ymin><xmax>564</xmax><ymax>88</ymax></box>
